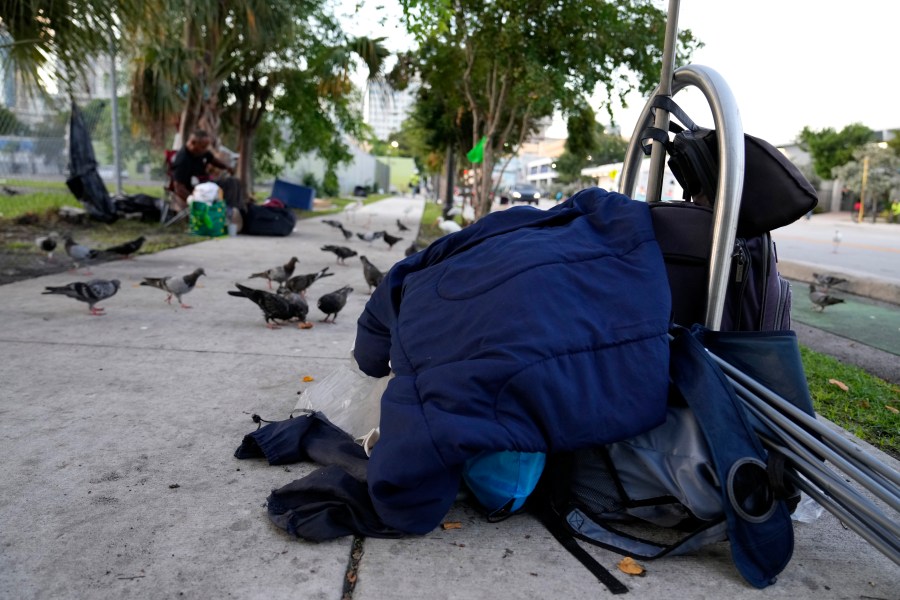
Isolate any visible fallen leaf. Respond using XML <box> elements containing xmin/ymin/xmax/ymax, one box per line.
<box><xmin>297</xmin><ymin>321</ymin><xmax>314</xmax><ymax>329</ymax></box>
<box><xmin>302</xmin><ymin>376</ymin><xmax>314</xmax><ymax>382</ymax></box>
<box><xmin>618</xmin><ymin>557</ymin><xmax>645</xmax><ymax>576</ymax></box>
<box><xmin>828</xmin><ymin>378</ymin><xmax>849</xmax><ymax>392</ymax></box>
<box><xmin>442</xmin><ymin>521</ymin><xmax>462</xmax><ymax>530</ymax></box>
<box><xmin>886</xmin><ymin>405</ymin><xmax>899</xmax><ymax>414</ymax></box>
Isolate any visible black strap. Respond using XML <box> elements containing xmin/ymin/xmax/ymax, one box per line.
<box><xmin>534</xmin><ymin>504</ymin><xmax>629</xmax><ymax>595</ymax></box>
<box><xmin>649</xmin><ymin>95</ymin><xmax>701</xmax><ymax>132</ymax></box>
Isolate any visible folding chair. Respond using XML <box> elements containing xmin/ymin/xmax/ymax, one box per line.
<box><xmin>160</xmin><ymin>149</ymin><xmax>190</xmax><ymax>227</ymax></box>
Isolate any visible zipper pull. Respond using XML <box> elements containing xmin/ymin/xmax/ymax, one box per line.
<box><xmin>733</xmin><ymin>244</ymin><xmax>747</xmax><ymax>283</ymax></box>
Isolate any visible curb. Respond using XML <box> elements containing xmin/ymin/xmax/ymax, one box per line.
<box><xmin>778</xmin><ymin>259</ymin><xmax>900</xmax><ymax>306</ymax></box>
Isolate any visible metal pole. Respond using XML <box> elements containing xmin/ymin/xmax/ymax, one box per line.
<box><xmin>857</xmin><ymin>155</ymin><xmax>868</xmax><ymax>224</ymax></box>
<box><xmin>444</xmin><ymin>147</ymin><xmax>455</xmax><ymax>217</ymax></box>
<box><xmin>109</xmin><ymin>38</ymin><xmax>123</xmax><ymax>196</ymax></box>
<box><xmin>645</xmin><ymin>0</ymin><xmax>681</xmax><ymax>203</ymax></box>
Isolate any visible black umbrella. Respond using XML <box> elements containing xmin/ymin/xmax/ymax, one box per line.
<box><xmin>65</xmin><ymin>101</ymin><xmax>117</xmax><ymax>223</ymax></box>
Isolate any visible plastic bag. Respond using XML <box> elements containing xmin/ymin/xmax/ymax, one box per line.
<box><xmin>295</xmin><ymin>354</ymin><xmax>389</xmax><ymax>448</ymax></box>
<box><xmin>188</xmin><ymin>181</ymin><xmax>222</xmax><ymax>205</ymax></box>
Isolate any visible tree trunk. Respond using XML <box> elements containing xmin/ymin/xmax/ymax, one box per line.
<box><xmin>236</xmin><ymin>126</ymin><xmax>254</xmax><ymax>200</ymax></box>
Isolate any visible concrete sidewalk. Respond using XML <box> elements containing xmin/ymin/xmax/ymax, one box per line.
<box><xmin>0</xmin><ymin>197</ymin><xmax>897</xmax><ymax>599</ymax></box>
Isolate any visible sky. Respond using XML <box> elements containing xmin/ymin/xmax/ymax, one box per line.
<box><xmin>337</xmin><ymin>0</ymin><xmax>899</xmax><ymax>145</ymax></box>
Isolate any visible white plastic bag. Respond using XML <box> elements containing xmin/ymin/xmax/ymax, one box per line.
<box><xmin>188</xmin><ymin>181</ymin><xmax>222</xmax><ymax>205</ymax></box>
<box><xmin>295</xmin><ymin>354</ymin><xmax>389</xmax><ymax>448</ymax></box>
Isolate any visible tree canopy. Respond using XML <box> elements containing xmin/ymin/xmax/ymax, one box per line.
<box><xmin>399</xmin><ymin>0</ymin><xmax>699</xmax><ymax>219</ymax></box>
<box><xmin>798</xmin><ymin>123</ymin><xmax>874</xmax><ymax>180</ymax></box>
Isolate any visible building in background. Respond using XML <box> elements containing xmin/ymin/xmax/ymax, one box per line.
<box><xmin>364</xmin><ymin>80</ymin><xmax>418</xmax><ymax>141</ymax></box>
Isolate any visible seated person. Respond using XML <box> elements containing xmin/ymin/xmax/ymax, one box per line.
<box><xmin>170</xmin><ymin>129</ymin><xmax>235</xmax><ymax>212</ymax></box>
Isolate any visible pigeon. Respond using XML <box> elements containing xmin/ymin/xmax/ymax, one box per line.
<box><xmin>281</xmin><ymin>266</ymin><xmax>334</xmax><ymax>296</ymax></box>
<box><xmin>322</xmin><ymin>219</ymin><xmax>344</xmax><ymax>229</ymax></box>
<box><xmin>3</xmin><ymin>185</ymin><xmax>19</xmax><ymax>196</ymax></box>
<box><xmin>321</xmin><ymin>244</ymin><xmax>358</xmax><ymax>265</ymax></box>
<box><xmin>249</xmin><ymin>256</ymin><xmax>299</xmax><ymax>289</ymax></box>
<box><xmin>380</xmin><ymin>231</ymin><xmax>404</xmax><ymax>250</ymax></box>
<box><xmin>359</xmin><ymin>255</ymin><xmax>384</xmax><ymax>293</ymax></box>
<box><xmin>317</xmin><ymin>286</ymin><xmax>353</xmax><ymax>323</ymax></box>
<box><xmin>356</xmin><ymin>230</ymin><xmax>384</xmax><ymax>243</ymax></box>
<box><xmin>809</xmin><ymin>283</ymin><xmax>845</xmax><ymax>312</ymax></box>
<box><xmin>36</xmin><ymin>234</ymin><xmax>57</xmax><ymax>261</ymax></box>
<box><xmin>813</xmin><ymin>273</ymin><xmax>848</xmax><ymax>290</ymax></box>
<box><xmin>103</xmin><ymin>235</ymin><xmax>146</xmax><ymax>259</ymax></box>
<box><xmin>228</xmin><ymin>283</ymin><xmax>308</xmax><ymax>328</ymax></box>
<box><xmin>63</xmin><ymin>234</ymin><xmax>103</xmax><ymax>274</ymax></box>
<box><xmin>405</xmin><ymin>240</ymin><xmax>420</xmax><ymax>257</ymax></box>
<box><xmin>337</xmin><ymin>223</ymin><xmax>354</xmax><ymax>240</ymax></box>
<box><xmin>139</xmin><ymin>267</ymin><xmax>206</xmax><ymax>308</ymax></box>
<box><xmin>42</xmin><ymin>279</ymin><xmax>121</xmax><ymax>315</ymax></box>
<box><xmin>396</xmin><ymin>219</ymin><xmax>410</xmax><ymax>232</ymax></box>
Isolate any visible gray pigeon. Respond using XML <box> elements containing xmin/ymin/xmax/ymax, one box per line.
<box><xmin>42</xmin><ymin>279</ymin><xmax>121</xmax><ymax>315</ymax></box>
<box><xmin>228</xmin><ymin>283</ymin><xmax>309</xmax><ymax>328</ymax></box>
<box><xmin>356</xmin><ymin>230</ymin><xmax>384</xmax><ymax>243</ymax></box>
<box><xmin>36</xmin><ymin>234</ymin><xmax>57</xmax><ymax>261</ymax></box>
<box><xmin>359</xmin><ymin>255</ymin><xmax>384</xmax><ymax>293</ymax></box>
<box><xmin>281</xmin><ymin>267</ymin><xmax>334</xmax><ymax>297</ymax></box>
<box><xmin>103</xmin><ymin>235</ymin><xmax>146</xmax><ymax>259</ymax></box>
<box><xmin>140</xmin><ymin>267</ymin><xmax>206</xmax><ymax>308</ymax></box>
<box><xmin>63</xmin><ymin>234</ymin><xmax>103</xmax><ymax>273</ymax></box>
<box><xmin>337</xmin><ymin>223</ymin><xmax>354</xmax><ymax>240</ymax></box>
<box><xmin>813</xmin><ymin>273</ymin><xmax>848</xmax><ymax>290</ymax></box>
<box><xmin>380</xmin><ymin>231</ymin><xmax>403</xmax><ymax>249</ymax></box>
<box><xmin>249</xmin><ymin>256</ymin><xmax>299</xmax><ymax>290</ymax></box>
<box><xmin>809</xmin><ymin>283</ymin><xmax>845</xmax><ymax>312</ymax></box>
<box><xmin>321</xmin><ymin>245</ymin><xmax>358</xmax><ymax>265</ymax></box>
<box><xmin>317</xmin><ymin>285</ymin><xmax>353</xmax><ymax>323</ymax></box>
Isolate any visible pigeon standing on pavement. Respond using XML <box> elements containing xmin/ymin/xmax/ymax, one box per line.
<box><xmin>356</xmin><ymin>230</ymin><xmax>384</xmax><ymax>243</ymax></box>
<box><xmin>321</xmin><ymin>245</ymin><xmax>358</xmax><ymax>265</ymax></box>
<box><xmin>396</xmin><ymin>219</ymin><xmax>410</xmax><ymax>232</ymax></box>
<box><xmin>813</xmin><ymin>273</ymin><xmax>848</xmax><ymax>290</ymax></box>
<box><xmin>322</xmin><ymin>219</ymin><xmax>344</xmax><ymax>229</ymax></box>
<box><xmin>281</xmin><ymin>267</ymin><xmax>334</xmax><ymax>297</ymax></box>
<box><xmin>359</xmin><ymin>255</ymin><xmax>384</xmax><ymax>293</ymax></box>
<box><xmin>380</xmin><ymin>231</ymin><xmax>404</xmax><ymax>250</ymax></box>
<box><xmin>36</xmin><ymin>234</ymin><xmax>57</xmax><ymax>261</ymax></box>
<box><xmin>249</xmin><ymin>256</ymin><xmax>299</xmax><ymax>289</ymax></box>
<box><xmin>42</xmin><ymin>279</ymin><xmax>121</xmax><ymax>315</ymax></box>
<box><xmin>139</xmin><ymin>267</ymin><xmax>206</xmax><ymax>308</ymax></box>
<box><xmin>317</xmin><ymin>286</ymin><xmax>353</xmax><ymax>323</ymax></box>
<box><xmin>337</xmin><ymin>223</ymin><xmax>354</xmax><ymax>240</ymax></box>
<box><xmin>809</xmin><ymin>283</ymin><xmax>845</xmax><ymax>312</ymax></box>
<box><xmin>228</xmin><ymin>283</ymin><xmax>308</xmax><ymax>328</ymax></box>
<box><xmin>103</xmin><ymin>235</ymin><xmax>146</xmax><ymax>259</ymax></box>
<box><xmin>63</xmin><ymin>234</ymin><xmax>103</xmax><ymax>274</ymax></box>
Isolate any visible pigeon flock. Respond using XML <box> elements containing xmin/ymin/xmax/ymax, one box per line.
<box><xmin>38</xmin><ymin>212</ymin><xmax>422</xmax><ymax>328</ymax></box>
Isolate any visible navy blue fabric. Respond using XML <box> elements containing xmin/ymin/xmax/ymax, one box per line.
<box><xmin>235</xmin><ymin>412</ymin><xmax>368</xmax><ymax>482</ymax></box>
<box><xmin>669</xmin><ymin>326</ymin><xmax>793</xmax><ymax>588</ymax></box>
<box><xmin>354</xmin><ymin>187</ymin><xmax>673</xmax><ymax>534</ymax></box>
<box><xmin>267</xmin><ymin>465</ymin><xmax>404</xmax><ymax>541</ymax></box>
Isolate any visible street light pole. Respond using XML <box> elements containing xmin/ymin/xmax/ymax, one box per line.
<box><xmin>390</xmin><ymin>140</ymin><xmax>399</xmax><ymax>195</ymax></box>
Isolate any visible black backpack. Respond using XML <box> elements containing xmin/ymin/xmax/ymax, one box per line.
<box><xmin>530</xmin><ymin>98</ymin><xmax>818</xmax><ymax>594</ymax></box>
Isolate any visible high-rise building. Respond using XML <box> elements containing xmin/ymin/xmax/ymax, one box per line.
<box><xmin>364</xmin><ymin>80</ymin><xmax>418</xmax><ymax>142</ymax></box>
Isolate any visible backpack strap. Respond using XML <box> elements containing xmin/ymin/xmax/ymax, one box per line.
<box><xmin>668</xmin><ymin>325</ymin><xmax>794</xmax><ymax>589</ymax></box>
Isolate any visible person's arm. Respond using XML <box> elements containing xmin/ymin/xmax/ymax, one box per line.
<box><xmin>207</xmin><ymin>152</ymin><xmax>235</xmax><ymax>175</ymax></box>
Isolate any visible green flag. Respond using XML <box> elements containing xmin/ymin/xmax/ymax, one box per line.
<box><xmin>466</xmin><ymin>136</ymin><xmax>488</xmax><ymax>163</ymax></box>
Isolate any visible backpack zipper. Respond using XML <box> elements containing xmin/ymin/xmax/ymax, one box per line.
<box><xmin>731</xmin><ymin>240</ymin><xmax>749</xmax><ymax>329</ymax></box>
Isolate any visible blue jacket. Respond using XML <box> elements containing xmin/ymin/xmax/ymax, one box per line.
<box><xmin>354</xmin><ymin>187</ymin><xmax>672</xmax><ymax>533</ymax></box>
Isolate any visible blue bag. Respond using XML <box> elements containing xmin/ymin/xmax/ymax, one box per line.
<box><xmin>463</xmin><ymin>450</ymin><xmax>546</xmax><ymax>521</ymax></box>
